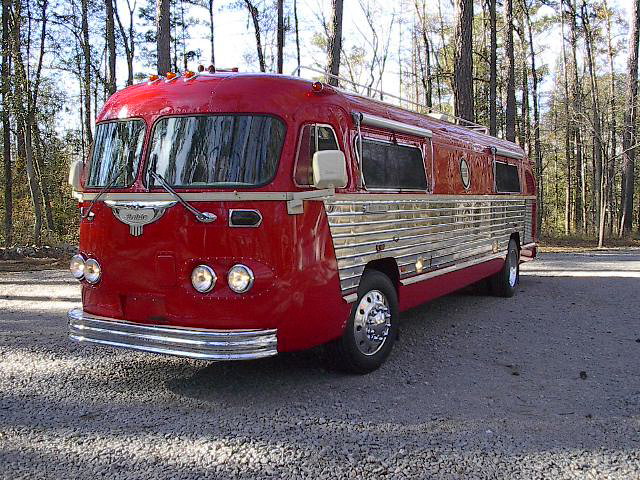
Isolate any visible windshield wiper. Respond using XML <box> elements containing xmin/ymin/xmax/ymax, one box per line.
<box><xmin>81</xmin><ymin>164</ymin><xmax>127</xmax><ymax>220</ymax></box>
<box><xmin>148</xmin><ymin>168</ymin><xmax>217</xmax><ymax>223</ymax></box>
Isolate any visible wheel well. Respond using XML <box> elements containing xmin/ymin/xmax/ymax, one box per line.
<box><xmin>363</xmin><ymin>258</ymin><xmax>400</xmax><ymax>294</ymax></box>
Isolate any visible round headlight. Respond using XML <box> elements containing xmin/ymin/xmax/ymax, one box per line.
<box><xmin>70</xmin><ymin>254</ymin><xmax>85</xmax><ymax>280</ymax></box>
<box><xmin>84</xmin><ymin>258</ymin><xmax>102</xmax><ymax>284</ymax></box>
<box><xmin>227</xmin><ymin>264</ymin><xmax>254</xmax><ymax>293</ymax></box>
<box><xmin>191</xmin><ymin>265</ymin><xmax>216</xmax><ymax>293</ymax></box>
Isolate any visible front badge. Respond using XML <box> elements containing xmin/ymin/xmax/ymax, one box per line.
<box><xmin>105</xmin><ymin>201</ymin><xmax>177</xmax><ymax>236</ymax></box>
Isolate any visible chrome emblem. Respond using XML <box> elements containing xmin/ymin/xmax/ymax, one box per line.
<box><xmin>105</xmin><ymin>201</ymin><xmax>177</xmax><ymax>236</ymax></box>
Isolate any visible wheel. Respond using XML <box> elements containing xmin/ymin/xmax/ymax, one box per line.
<box><xmin>326</xmin><ymin>270</ymin><xmax>399</xmax><ymax>374</ymax></box>
<box><xmin>490</xmin><ymin>238</ymin><xmax>520</xmax><ymax>298</ymax></box>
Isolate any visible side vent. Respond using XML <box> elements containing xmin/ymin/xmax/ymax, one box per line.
<box><xmin>229</xmin><ymin>209</ymin><xmax>262</xmax><ymax>227</ymax></box>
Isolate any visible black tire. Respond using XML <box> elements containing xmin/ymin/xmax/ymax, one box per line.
<box><xmin>490</xmin><ymin>238</ymin><xmax>520</xmax><ymax>298</ymax></box>
<box><xmin>325</xmin><ymin>269</ymin><xmax>399</xmax><ymax>374</ymax></box>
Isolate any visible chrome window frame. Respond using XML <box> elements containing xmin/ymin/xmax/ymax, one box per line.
<box><xmin>493</xmin><ymin>158</ymin><xmax>522</xmax><ymax>194</ymax></box>
<box><xmin>85</xmin><ymin>117</ymin><xmax>148</xmax><ymax>190</ymax></box>
<box><xmin>292</xmin><ymin>123</ymin><xmax>341</xmax><ymax>188</ymax></box>
<box><xmin>143</xmin><ymin>113</ymin><xmax>288</xmax><ymax>190</ymax></box>
<box><xmin>353</xmin><ymin>134</ymin><xmax>430</xmax><ymax>193</ymax></box>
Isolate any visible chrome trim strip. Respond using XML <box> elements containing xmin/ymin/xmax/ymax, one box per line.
<box><xmin>360</xmin><ymin>112</ymin><xmax>433</xmax><ymax>138</ymax></box>
<box><xmin>400</xmin><ymin>252</ymin><xmax>506</xmax><ymax>286</ymax></box>
<box><xmin>324</xmin><ymin>195</ymin><xmax>533</xmax><ymax>296</ymax></box>
<box><xmin>494</xmin><ymin>146</ymin><xmax>525</xmax><ymax>160</ymax></box>
<box><xmin>68</xmin><ymin>308</ymin><xmax>278</xmax><ymax>361</ymax></box>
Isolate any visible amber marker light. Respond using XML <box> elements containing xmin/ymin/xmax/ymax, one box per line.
<box><xmin>166</xmin><ymin>72</ymin><xmax>177</xmax><ymax>80</ymax></box>
<box><xmin>148</xmin><ymin>74</ymin><xmax>159</xmax><ymax>82</ymax></box>
<box><xmin>184</xmin><ymin>70</ymin><xmax>196</xmax><ymax>79</ymax></box>
<box><xmin>311</xmin><ymin>81</ymin><xmax>324</xmax><ymax>93</ymax></box>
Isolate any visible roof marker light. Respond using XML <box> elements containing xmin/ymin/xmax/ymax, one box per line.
<box><xmin>312</xmin><ymin>81</ymin><xmax>324</xmax><ymax>93</ymax></box>
<box><xmin>148</xmin><ymin>74</ymin><xmax>159</xmax><ymax>83</ymax></box>
<box><xmin>197</xmin><ymin>65</ymin><xmax>205</xmax><ymax>72</ymax></box>
<box><xmin>184</xmin><ymin>70</ymin><xmax>196</xmax><ymax>79</ymax></box>
<box><xmin>166</xmin><ymin>72</ymin><xmax>176</xmax><ymax>80</ymax></box>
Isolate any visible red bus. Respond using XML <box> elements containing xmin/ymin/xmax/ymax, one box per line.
<box><xmin>67</xmin><ymin>70</ymin><xmax>537</xmax><ymax>373</ymax></box>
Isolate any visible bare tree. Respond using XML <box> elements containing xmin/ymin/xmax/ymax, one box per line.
<box><xmin>620</xmin><ymin>0</ymin><xmax>640</xmax><ymax>236</ymax></box>
<box><xmin>326</xmin><ymin>0</ymin><xmax>343</xmax><ymax>86</ymax></box>
<box><xmin>81</xmin><ymin>0</ymin><xmax>92</xmax><ymax>145</ymax></box>
<box><xmin>209</xmin><ymin>0</ymin><xmax>215</xmax><ymax>66</ymax></box>
<box><xmin>504</xmin><ymin>0</ymin><xmax>516</xmax><ymax>141</ymax></box>
<box><xmin>244</xmin><ymin>0</ymin><xmax>266</xmax><ymax>72</ymax></box>
<box><xmin>2</xmin><ymin>0</ymin><xmax>11</xmax><ymax>247</ymax></box>
<box><xmin>105</xmin><ymin>0</ymin><xmax>116</xmax><ymax>94</ymax></box>
<box><xmin>488</xmin><ymin>0</ymin><xmax>497</xmax><ymax>136</ymax></box>
<box><xmin>114</xmin><ymin>0</ymin><xmax>136</xmax><ymax>85</ymax></box>
<box><xmin>157</xmin><ymin>0</ymin><xmax>171</xmax><ymax>74</ymax></box>
<box><xmin>453</xmin><ymin>0</ymin><xmax>474</xmax><ymax>121</ymax></box>
<box><xmin>277</xmin><ymin>0</ymin><xmax>283</xmax><ymax>73</ymax></box>
<box><xmin>294</xmin><ymin>0</ymin><xmax>300</xmax><ymax>72</ymax></box>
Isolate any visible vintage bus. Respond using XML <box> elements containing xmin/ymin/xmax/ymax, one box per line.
<box><xmin>67</xmin><ymin>69</ymin><xmax>537</xmax><ymax>373</ymax></box>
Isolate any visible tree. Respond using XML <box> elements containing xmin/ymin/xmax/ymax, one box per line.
<box><xmin>620</xmin><ymin>0</ymin><xmax>640</xmax><ymax>237</ymax></box>
<box><xmin>244</xmin><ymin>0</ymin><xmax>266</xmax><ymax>72</ymax></box>
<box><xmin>208</xmin><ymin>0</ymin><xmax>215</xmax><ymax>67</ymax></box>
<box><xmin>2</xmin><ymin>0</ymin><xmax>11</xmax><ymax>247</ymax></box>
<box><xmin>114</xmin><ymin>0</ymin><xmax>136</xmax><ymax>85</ymax></box>
<box><xmin>106</xmin><ymin>0</ymin><xmax>117</xmax><ymax>94</ymax></box>
<box><xmin>488</xmin><ymin>0</ymin><xmax>497</xmax><ymax>136</ymax></box>
<box><xmin>81</xmin><ymin>0</ymin><xmax>93</xmax><ymax>146</ymax></box>
<box><xmin>504</xmin><ymin>0</ymin><xmax>516</xmax><ymax>141</ymax></box>
<box><xmin>453</xmin><ymin>0</ymin><xmax>474</xmax><ymax>121</ymax></box>
<box><xmin>326</xmin><ymin>0</ymin><xmax>343</xmax><ymax>86</ymax></box>
<box><xmin>157</xmin><ymin>0</ymin><xmax>171</xmax><ymax>74</ymax></box>
<box><xmin>277</xmin><ymin>0</ymin><xmax>283</xmax><ymax>73</ymax></box>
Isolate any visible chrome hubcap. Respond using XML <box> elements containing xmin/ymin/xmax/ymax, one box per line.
<box><xmin>508</xmin><ymin>251</ymin><xmax>518</xmax><ymax>287</ymax></box>
<box><xmin>353</xmin><ymin>290</ymin><xmax>391</xmax><ymax>356</ymax></box>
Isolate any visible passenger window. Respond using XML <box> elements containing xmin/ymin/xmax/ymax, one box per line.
<box><xmin>359</xmin><ymin>138</ymin><xmax>427</xmax><ymax>191</ymax></box>
<box><xmin>294</xmin><ymin>124</ymin><xmax>339</xmax><ymax>186</ymax></box>
<box><xmin>495</xmin><ymin>161</ymin><xmax>521</xmax><ymax>193</ymax></box>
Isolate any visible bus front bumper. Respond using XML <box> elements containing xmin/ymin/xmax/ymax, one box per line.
<box><xmin>67</xmin><ymin>308</ymin><xmax>278</xmax><ymax>361</ymax></box>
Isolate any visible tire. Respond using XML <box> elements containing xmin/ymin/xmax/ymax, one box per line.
<box><xmin>326</xmin><ymin>269</ymin><xmax>399</xmax><ymax>374</ymax></box>
<box><xmin>490</xmin><ymin>238</ymin><xmax>520</xmax><ymax>298</ymax></box>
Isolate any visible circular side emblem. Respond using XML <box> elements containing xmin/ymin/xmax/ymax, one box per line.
<box><xmin>460</xmin><ymin>157</ymin><xmax>471</xmax><ymax>190</ymax></box>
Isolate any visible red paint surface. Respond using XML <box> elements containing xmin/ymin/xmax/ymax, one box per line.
<box><xmin>78</xmin><ymin>73</ymin><xmax>537</xmax><ymax>352</ymax></box>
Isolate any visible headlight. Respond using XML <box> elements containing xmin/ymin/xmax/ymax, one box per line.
<box><xmin>191</xmin><ymin>265</ymin><xmax>216</xmax><ymax>293</ymax></box>
<box><xmin>227</xmin><ymin>264</ymin><xmax>254</xmax><ymax>293</ymax></box>
<box><xmin>70</xmin><ymin>254</ymin><xmax>85</xmax><ymax>280</ymax></box>
<box><xmin>84</xmin><ymin>258</ymin><xmax>102</xmax><ymax>284</ymax></box>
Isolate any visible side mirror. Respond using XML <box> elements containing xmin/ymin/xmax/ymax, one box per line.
<box><xmin>312</xmin><ymin>150</ymin><xmax>348</xmax><ymax>189</ymax></box>
<box><xmin>68</xmin><ymin>159</ymin><xmax>84</xmax><ymax>192</ymax></box>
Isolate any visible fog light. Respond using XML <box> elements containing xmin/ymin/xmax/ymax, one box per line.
<box><xmin>227</xmin><ymin>264</ymin><xmax>254</xmax><ymax>293</ymax></box>
<box><xmin>84</xmin><ymin>258</ymin><xmax>101</xmax><ymax>284</ymax></box>
<box><xmin>70</xmin><ymin>254</ymin><xmax>85</xmax><ymax>280</ymax></box>
<box><xmin>191</xmin><ymin>265</ymin><xmax>216</xmax><ymax>293</ymax></box>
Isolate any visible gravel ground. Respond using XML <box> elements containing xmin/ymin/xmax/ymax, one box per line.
<box><xmin>0</xmin><ymin>250</ymin><xmax>639</xmax><ymax>479</ymax></box>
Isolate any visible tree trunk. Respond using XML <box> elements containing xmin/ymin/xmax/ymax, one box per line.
<box><xmin>208</xmin><ymin>0</ymin><xmax>215</xmax><ymax>67</ymax></box>
<box><xmin>582</xmin><ymin>2</ymin><xmax>604</xmax><ymax>245</ymax></box>
<box><xmin>524</xmin><ymin>0</ymin><xmax>543</xmax><ymax>233</ymax></box>
<box><xmin>114</xmin><ymin>0</ymin><xmax>135</xmax><ymax>85</ymax></box>
<box><xmin>489</xmin><ymin>0</ymin><xmax>497</xmax><ymax>136</ymax></box>
<box><xmin>157</xmin><ymin>0</ymin><xmax>171</xmax><ymax>74</ymax></box>
<box><xmin>276</xmin><ymin>0</ymin><xmax>283</xmax><ymax>73</ymax></box>
<box><xmin>604</xmin><ymin>0</ymin><xmax>616</xmax><ymax>237</ymax></box>
<box><xmin>453</xmin><ymin>0</ymin><xmax>474</xmax><ymax>122</ymax></box>
<box><xmin>81</xmin><ymin>0</ymin><xmax>92</xmax><ymax>146</ymax></box>
<box><xmin>294</xmin><ymin>0</ymin><xmax>300</xmax><ymax>72</ymax></box>
<box><xmin>10</xmin><ymin>0</ymin><xmax>43</xmax><ymax>246</ymax></box>
<box><xmin>326</xmin><ymin>0</ymin><xmax>344</xmax><ymax>86</ymax></box>
<box><xmin>105</xmin><ymin>0</ymin><xmax>116</xmax><ymax>95</ymax></box>
<box><xmin>620</xmin><ymin>0</ymin><xmax>640</xmax><ymax>236</ymax></box>
<box><xmin>1</xmin><ymin>0</ymin><xmax>11</xmax><ymax>247</ymax></box>
<box><xmin>504</xmin><ymin>0</ymin><xmax>516</xmax><ymax>141</ymax></box>
<box><xmin>560</xmin><ymin>8</ymin><xmax>572</xmax><ymax>234</ymax></box>
<box><xmin>244</xmin><ymin>0</ymin><xmax>265</xmax><ymax>72</ymax></box>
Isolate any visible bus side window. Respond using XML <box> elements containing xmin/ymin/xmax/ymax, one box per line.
<box><xmin>294</xmin><ymin>124</ymin><xmax>339</xmax><ymax>186</ymax></box>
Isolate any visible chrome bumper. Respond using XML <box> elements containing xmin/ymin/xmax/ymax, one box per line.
<box><xmin>67</xmin><ymin>308</ymin><xmax>278</xmax><ymax>360</ymax></box>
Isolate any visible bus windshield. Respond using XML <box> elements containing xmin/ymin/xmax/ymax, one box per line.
<box><xmin>87</xmin><ymin>120</ymin><xmax>146</xmax><ymax>188</ymax></box>
<box><xmin>147</xmin><ymin>115</ymin><xmax>286</xmax><ymax>188</ymax></box>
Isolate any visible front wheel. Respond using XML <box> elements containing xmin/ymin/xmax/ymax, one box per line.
<box><xmin>326</xmin><ymin>270</ymin><xmax>399</xmax><ymax>374</ymax></box>
<box><xmin>490</xmin><ymin>238</ymin><xmax>520</xmax><ymax>297</ymax></box>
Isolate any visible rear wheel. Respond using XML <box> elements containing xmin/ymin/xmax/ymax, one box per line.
<box><xmin>490</xmin><ymin>238</ymin><xmax>520</xmax><ymax>297</ymax></box>
<box><xmin>326</xmin><ymin>270</ymin><xmax>399</xmax><ymax>374</ymax></box>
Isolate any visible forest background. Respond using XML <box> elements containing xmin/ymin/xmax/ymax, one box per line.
<box><xmin>1</xmin><ymin>0</ymin><xmax>639</xmax><ymax>253</ymax></box>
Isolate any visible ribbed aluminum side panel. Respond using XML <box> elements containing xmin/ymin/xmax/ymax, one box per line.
<box><xmin>324</xmin><ymin>195</ymin><xmax>534</xmax><ymax>294</ymax></box>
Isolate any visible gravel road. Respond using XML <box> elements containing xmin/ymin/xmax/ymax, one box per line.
<box><xmin>1</xmin><ymin>250</ymin><xmax>639</xmax><ymax>479</ymax></box>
